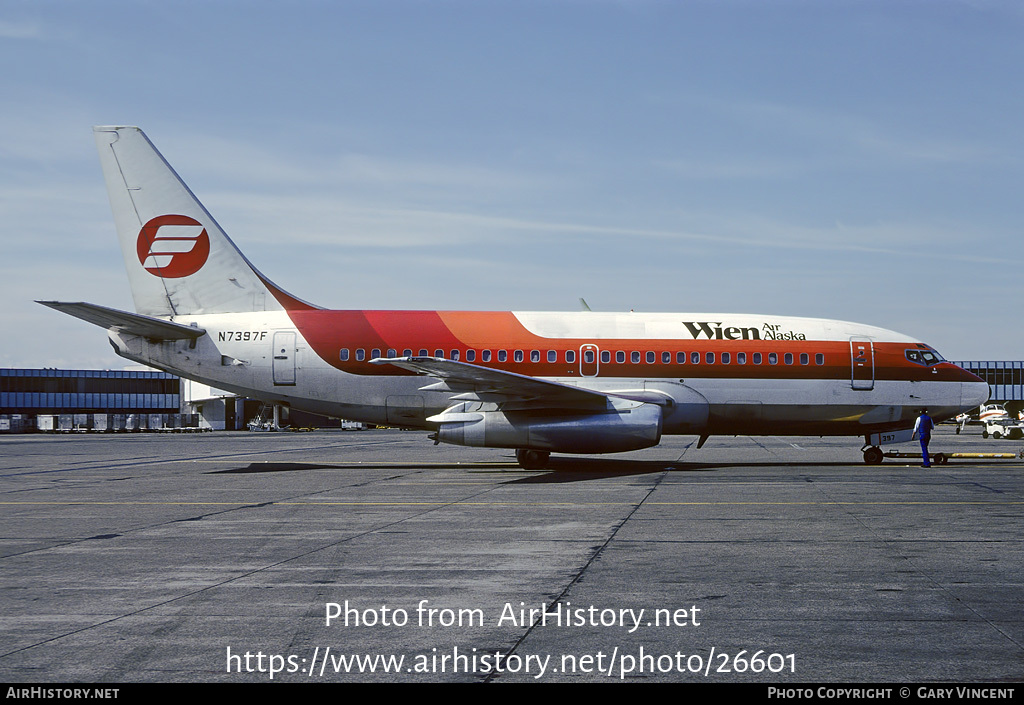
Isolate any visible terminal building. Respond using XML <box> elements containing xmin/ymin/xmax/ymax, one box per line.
<box><xmin>0</xmin><ymin>367</ymin><xmax>340</xmax><ymax>432</ymax></box>
<box><xmin>1</xmin><ymin>362</ymin><xmax>1021</xmax><ymax>432</ymax></box>
<box><xmin>0</xmin><ymin>367</ymin><xmax>182</xmax><ymax>432</ymax></box>
<box><xmin>0</xmin><ymin>367</ymin><xmax>180</xmax><ymax>414</ymax></box>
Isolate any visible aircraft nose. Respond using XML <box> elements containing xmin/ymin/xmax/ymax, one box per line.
<box><xmin>963</xmin><ymin>380</ymin><xmax>991</xmax><ymax>408</ymax></box>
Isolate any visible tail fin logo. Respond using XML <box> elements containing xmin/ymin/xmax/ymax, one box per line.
<box><xmin>136</xmin><ymin>215</ymin><xmax>211</xmax><ymax>278</ymax></box>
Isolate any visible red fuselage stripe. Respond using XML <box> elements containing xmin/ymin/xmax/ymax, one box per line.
<box><xmin>285</xmin><ymin>310</ymin><xmax>983</xmax><ymax>384</ymax></box>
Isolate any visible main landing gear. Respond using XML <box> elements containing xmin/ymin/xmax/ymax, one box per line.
<box><xmin>515</xmin><ymin>449</ymin><xmax>550</xmax><ymax>470</ymax></box>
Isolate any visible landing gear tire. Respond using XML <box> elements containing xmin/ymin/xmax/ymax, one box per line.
<box><xmin>982</xmin><ymin>430</ymin><xmax>989</xmax><ymax>439</ymax></box>
<box><xmin>516</xmin><ymin>449</ymin><xmax>550</xmax><ymax>470</ymax></box>
<box><xmin>863</xmin><ymin>446</ymin><xmax>884</xmax><ymax>465</ymax></box>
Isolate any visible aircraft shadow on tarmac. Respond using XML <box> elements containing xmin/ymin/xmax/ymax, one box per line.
<box><xmin>213</xmin><ymin>462</ymin><xmax>369</xmax><ymax>474</ymax></box>
<box><xmin>506</xmin><ymin>457</ymin><xmax>860</xmax><ymax>483</ymax></box>
<box><xmin>211</xmin><ymin>458</ymin><xmax>859</xmax><ymax>482</ymax></box>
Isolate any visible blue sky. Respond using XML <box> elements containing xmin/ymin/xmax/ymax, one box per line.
<box><xmin>1</xmin><ymin>0</ymin><xmax>1021</xmax><ymax>368</ymax></box>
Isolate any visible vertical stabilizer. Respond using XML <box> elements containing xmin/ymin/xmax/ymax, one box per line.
<box><xmin>93</xmin><ymin>126</ymin><xmax>311</xmax><ymax>317</ymax></box>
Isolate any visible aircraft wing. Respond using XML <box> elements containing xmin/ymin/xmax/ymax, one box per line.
<box><xmin>370</xmin><ymin>356</ymin><xmax>610</xmax><ymax>407</ymax></box>
<box><xmin>37</xmin><ymin>301</ymin><xmax>206</xmax><ymax>341</ymax></box>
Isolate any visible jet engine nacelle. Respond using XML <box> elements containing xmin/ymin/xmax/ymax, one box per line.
<box><xmin>430</xmin><ymin>400</ymin><xmax>663</xmax><ymax>454</ymax></box>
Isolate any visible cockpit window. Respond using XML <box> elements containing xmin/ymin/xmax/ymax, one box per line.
<box><xmin>906</xmin><ymin>348</ymin><xmax>944</xmax><ymax>366</ymax></box>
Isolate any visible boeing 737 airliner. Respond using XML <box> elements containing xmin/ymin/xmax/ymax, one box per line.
<box><xmin>40</xmin><ymin>126</ymin><xmax>989</xmax><ymax>468</ymax></box>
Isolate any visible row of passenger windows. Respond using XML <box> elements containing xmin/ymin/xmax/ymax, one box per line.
<box><xmin>339</xmin><ymin>348</ymin><xmax>826</xmax><ymax>366</ymax></box>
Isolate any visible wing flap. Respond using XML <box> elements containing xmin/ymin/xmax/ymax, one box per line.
<box><xmin>370</xmin><ymin>356</ymin><xmax>610</xmax><ymax>407</ymax></box>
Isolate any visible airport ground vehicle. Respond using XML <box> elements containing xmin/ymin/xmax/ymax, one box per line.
<box><xmin>982</xmin><ymin>417</ymin><xmax>1024</xmax><ymax>440</ymax></box>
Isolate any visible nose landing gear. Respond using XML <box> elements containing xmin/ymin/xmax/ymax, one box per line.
<box><xmin>862</xmin><ymin>446</ymin><xmax>884</xmax><ymax>465</ymax></box>
<box><xmin>515</xmin><ymin>449</ymin><xmax>550</xmax><ymax>470</ymax></box>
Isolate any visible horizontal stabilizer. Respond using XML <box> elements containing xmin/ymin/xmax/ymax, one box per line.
<box><xmin>36</xmin><ymin>301</ymin><xmax>206</xmax><ymax>340</ymax></box>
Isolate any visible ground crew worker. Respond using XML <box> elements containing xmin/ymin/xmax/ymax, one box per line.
<box><xmin>913</xmin><ymin>409</ymin><xmax>935</xmax><ymax>467</ymax></box>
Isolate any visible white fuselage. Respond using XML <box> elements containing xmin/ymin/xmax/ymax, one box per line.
<box><xmin>107</xmin><ymin>309</ymin><xmax>989</xmax><ymax>440</ymax></box>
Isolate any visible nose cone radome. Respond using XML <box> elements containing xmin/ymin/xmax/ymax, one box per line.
<box><xmin>955</xmin><ymin>366</ymin><xmax>990</xmax><ymax>409</ymax></box>
<box><xmin>963</xmin><ymin>380</ymin><xmax>991</xmax><ymax>409</ymax></box>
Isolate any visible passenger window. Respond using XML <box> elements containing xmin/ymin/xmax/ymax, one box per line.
<box><xmin>418</xmin><ymin>349</ymin><xmax>428</xmax><ymax>357</ymax></box>
<box><xmin>566</xmin><ymin>350</ymin><xmax>576</xmax><ymax>363</ymax></box>
<box><xmin>631</xmin><ymin>351</ymin><xmax>641</xmax><ymax>364</ymax></box>
<box><xmin>340</xmin><ymin>349</ymin><xmax>349</xmax><ymax>361</ymax></box>
<box><xmin>616</xmin><ymin>351</ymin><xmax>625</xmax><ymax>363</ymax></box>
<box><xmin>530</xmin><ymin>350</ymin><xmax>540</xmax><ymax>363</ymax></box>
<box><xmin>784</xmin><ymin>353</ymin><xmax>793</xmax><ymax>365</ymax></box>
<box><xmin>677</xmin><ymin>352</ymin><xmax>686</xmax><ymax>364</ymax></box>
<box><xmin>769</xmin><ymin>353</ymin><xmax>778</xmax><ymax>364</ymax></box>
<box><xmin>498</xmin><ymin>350</ymin><xmax>507</xmax><ymax>362</ymax></box>
<box><xmin>753</xmin><ymin>352</ymin><xmax>762</xmax><ymax>364</ymax></box>
<box><xmin>800</xmin><ymin>353</ymin><xmax>808</xmax><ymax>365</ymax></box>
<box><xmin>815</xmin><ymin>353</ymin><xmax>824</xmax><ymax>365</ymax></box>
<box><xmin>482</xmin><ymin>350</ymin><xmax>491</xmax><ymax>362</ymax></box>
<box><xmin>466</xmin><ymin>350</ymin><xmax>476</xmax><ymax>362</ymax></box>
<box><xmin>585</xmin><ymin>350</ymin><xmax>595</xmax><ymax>363</ymax></box>
<box><xmin>662</xmin><ymin>351</ymin><xmax>671</xmax><ymax>364</ymax></box>
<box><xmin>387</xmin><ymin>348</ymin><xmax>396</xmax><ymax>358</ymax></box>
<box><xmin>450</xmin><ymin>349</ymin><xmax>460</xmax><ymax>361</ymax></box>
<box><xmin>737</xmin><ymin>352</ymin><xmax>746</xmax><ymax>365</ymax></box>
<box><xmin>722</xmin><ymin>352</ymin><xmax>730</xmax><ymax>364</ymax></box>
<box><xmin>646</xmin><ymin>351</ymin><xmax>655</xmax><ymax>364</ymax></box>
<box><xmin>547</xmin><ymin>350</ymin><xmax>556</xmax><ymax>362</ymax></box>
<box><xmin>601</xmin><ymin>351</ymin><xmax>610</xmax><ymax>363</ymax></box>
<box><xmin>691</xmin><ymin>351</ymin><xmax>700</xmax><ymax>364</ymax></box>
<box><xmin>514</xmin><ymin>350</ymin><xmax>524</xmax><ymax>362</ymax></box>
<box><xmin>372</xmin><ymin>348</ymin><xmax>381</xmax><ymax>359</ymax></box>
<box><xmin>403</xmin><ymin>349</ymin><xmax>412</xmax><ymax>357</ymax></box>
<box><xmin>356</xmin><ymin>349</ymin><xmax>366</xmax><ymax>361</ymax></box>
<box><xmin>706</xmin><ymin>352</ymin><xmax>715</xmax><ymax>364</ymax></box>
<box><xmin>434</xmin><ymin>349</ymin><xmax>444</xmax><ymax>358</ymax></box>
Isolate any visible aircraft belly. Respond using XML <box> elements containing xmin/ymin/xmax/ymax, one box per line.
<box><xmin>685</xmin><ymin>378</ymin><xmax>971</xmax><ymax>436</ymax></box>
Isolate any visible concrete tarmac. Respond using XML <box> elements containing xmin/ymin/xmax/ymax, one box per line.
<box><xmin>1</xmin><ymin>426</ymin><xmax>1022</xmax><ymax>683</ymax></box>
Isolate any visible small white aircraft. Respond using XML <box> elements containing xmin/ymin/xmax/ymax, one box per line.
<box><xmin>959</xmin><ymin>403</ymin><xmax>1016</xmax><ymax>434</ymax></box>
<box><xmin>966</xmin><ymin>403</ymin><xmax>1024</xmax><ymax>439</ymax></box>
<box><xmin>40</xmin><ymin>127</ymin><xmax>990</xmax><ymax>468</ymax></box>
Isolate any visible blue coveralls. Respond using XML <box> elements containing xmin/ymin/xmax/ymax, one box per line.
<box><xmin>914</xmin><ymin>413</ymin><xmax>934</xmax><ymax>467</ymax></box>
